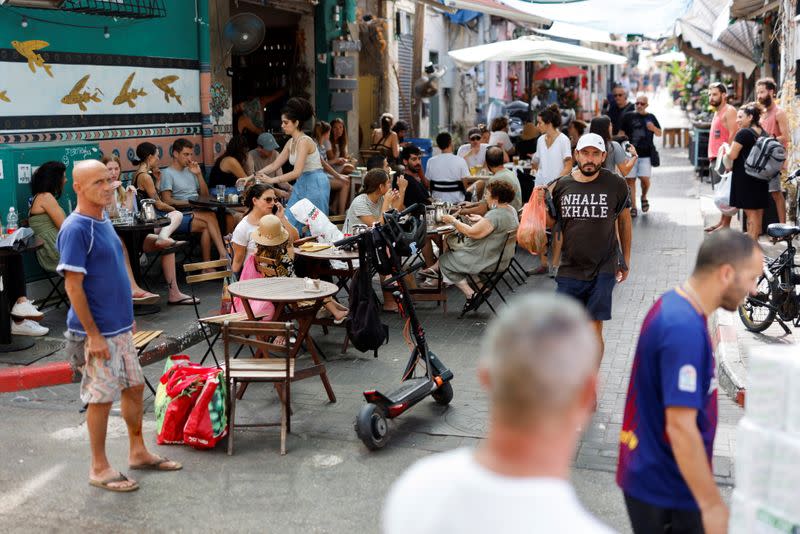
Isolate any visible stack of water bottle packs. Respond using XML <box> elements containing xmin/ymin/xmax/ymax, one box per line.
<box><xmin>729</xmin><ymin>346</ymin><xmax>800</xmax><ymax>533</ymax></box>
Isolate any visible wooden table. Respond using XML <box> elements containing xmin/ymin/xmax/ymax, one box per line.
<box><xmin>0</xmin><ymin>238</ymin><xmax>43</xmax><ymax>352</ymax></box>
<box><xmin>227</xmin><ymin>277</ymin><xmax>338</xmax><ymax>402</ymax></box>
<box><xmin>189</xmin><ymin>195</ymin><xmax>242</xmax><ymax>234</ymax></box>
<box><xmin>405</xmin><ymin>225</ymin><xmax>454</xmax><ymax>313</ymax></box>
<box><xmin>294</xmin><ymin>245</ymin><xmax>359</xmax><ymax>295</ymax></box>
<box><xmin>463</xmin><ymin>174</ymin><xmax>493</xmax><ymax>183</ymax></box>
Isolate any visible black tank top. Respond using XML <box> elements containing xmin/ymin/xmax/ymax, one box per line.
<box><xmin>208</xmin><ymin>159</ymin><xmax>238</xmax><ymax>188</ymax></box>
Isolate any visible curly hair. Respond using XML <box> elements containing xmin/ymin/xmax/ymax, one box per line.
<box><xmin>486</xmin><ymin>179</ymin><xmax>515</xmax><ymax>204</ymax></box>
<box><xmin>282</xmin><ymin>97</ymin><xmax>314</xmax><ymax>125</ymax></box>
<box><xmin>539</xmin><ymin>104</ymin><xmax>562</xmax><ymax>128</ymax></box>
<box><xmin>31</xmin><ymin>161</ymin><xmax>66</xmax><ymax>199</ymax></box>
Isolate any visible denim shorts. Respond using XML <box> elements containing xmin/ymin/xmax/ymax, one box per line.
<box><xmin>626</xmin><ymin>156</ymin><xmax>652</xmax><ymax>178</ymax></box>
<box><xmin>555</xmin><ymin>272</ymin><xmax>616</xmax><ymax>321</ymax></box>
<box><xmin>156</xmin><ymin>209</ymin><xmax>192</xmax><ymax>234</ymax></box>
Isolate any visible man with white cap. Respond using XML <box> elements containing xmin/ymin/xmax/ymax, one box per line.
<box><xmin>537</xmin><ymin>133</ymin><xmax>632</xmax><ymax>360</ymax></box>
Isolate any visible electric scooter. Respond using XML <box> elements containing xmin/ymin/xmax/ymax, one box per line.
<box><xmin>335</xmin><ymin>205</ymin><xmax>454</xmax><ymax>450</ymax></box>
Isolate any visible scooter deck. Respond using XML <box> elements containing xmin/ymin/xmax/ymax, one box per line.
<box><xmin>365</xmin><ymin>377</ymin><xmax>435</xmax><ymax>407</ymax></box>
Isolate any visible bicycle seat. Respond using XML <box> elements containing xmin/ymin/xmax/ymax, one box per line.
<box><xmin>766</xmin><ymin>223</ymin><xmax>800</xmax><ymax>239</ymax></box>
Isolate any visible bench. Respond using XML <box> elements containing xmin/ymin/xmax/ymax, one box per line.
<box><xmin>663</xmin><ymin>127</ymin><xmax>690</xmax><ymax>148</ymax></box>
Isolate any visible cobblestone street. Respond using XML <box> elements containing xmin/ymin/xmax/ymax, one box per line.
<box><xmin>0</xmin><ymin>142</ymin><xmax>743</xmax><ymax>532</ymax></box>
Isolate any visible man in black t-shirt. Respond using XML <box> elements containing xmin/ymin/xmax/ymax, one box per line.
<box><xmin>394</xmin><ymin>144</ymin><xmax>432</xmax><ymax>209</ymax></box>
<box><xmin>607</xmin><ymin>85</ymin><xmax>635</xmax><ymax>136</ymax></box>
<box><xmin>619</xmin><ymin>95</ymin><xmax>661</xmax><ymax>217</ymax></box>
<box><xmin>537</xmin><ymin>133</ymin><xmax>632</xmax><ymax>363</ymax></box>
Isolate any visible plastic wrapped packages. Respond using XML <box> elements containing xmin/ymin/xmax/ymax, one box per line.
<box><xmin>785</xmin><ymin>356</ymin><xmax>800</xmax><ymax>435</ymax></box>
<box><xmin>747</xmin><ymin>348</ymin><xmax>792</xmax><ymax>430</ymax></box>
<box><xmin>734</xmin><ymin>418</ymin><xmax>774</xmax><ymax>500</ymax></box>
<box><xmin>766</xmin><ymin>432</ymin><xmax>800</xmax><ymax>520</ymax></box>
<box><xmin>728</xmin><ymin>490</ymin><xmax>758</xmax><ymax>534</ymax></box>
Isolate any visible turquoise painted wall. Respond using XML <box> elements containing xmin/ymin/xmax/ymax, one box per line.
<box><xmin>315</xmin><ymin>0</ymin><xmax>357</xmax><ymax>120</ymax></box>
<box><xmin>0</xmin><ymin>0</ymin><xmax>199</xmax><ymax>59</ymax></box>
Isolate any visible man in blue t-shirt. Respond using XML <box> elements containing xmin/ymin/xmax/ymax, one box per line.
<box><xmin>59</xmin><ymin>160</ymin><xmax>181</xmax><ymax>493</ymax></box>
<box><xmin>617</xmin><ymin>230</ymin><xmax>762</xmax><ymax>534</ymax></box>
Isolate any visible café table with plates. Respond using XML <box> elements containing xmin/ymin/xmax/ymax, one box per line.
<box><xmin>0</xmin><ymin>238</ymin><xmax>43</xmax><ymax>353</ymax></box>
<box><xmin>227</xmin><ymin>277</ymin><xmax>338</xmax><ymax>403</ymax></box>
<box><xmin>293</xmin><ymin>243</ymin><xmax>359</xmax><ymax>296</ymax></box>
<box><xmin>189</xmin><ymin>195</ymin><xmax>243</xmax><ymax>234</ymax></box>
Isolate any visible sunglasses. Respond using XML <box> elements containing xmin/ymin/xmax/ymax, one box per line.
<box><xmin>613</xmin><ymin>93</ymin><xmax>626</xmax><ymax>97</ymax></box>
<box><xmin>635</xmin><ymin>102</ymin><xmax>647</xmax><ymax>106</ymax></box>
<box><xmin>262</xmin><ymin>196</ymin><xmax>277</xmax><ymax>203</ymax></box>
<box><xmin>469</xmin><ymin>136</ymin><xmax>481</xmax><ymax>141</ymax></box>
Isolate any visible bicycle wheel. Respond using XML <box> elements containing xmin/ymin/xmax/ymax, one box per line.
<box><xmin>738</xmin><ymin>274</ymin><xmax>776</xmax><ymax>332</ymax></box>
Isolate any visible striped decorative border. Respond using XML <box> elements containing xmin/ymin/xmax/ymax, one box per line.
<box><xmin>0</xmin><ymin>49</ymin><xmax>199</xmax><ymax>70</ymax></box>
<box><xmin>0</xmin><ymin>125</ymin><xmax>201</xmax><ymax>144</ymax></box>
<box><xmin>0</xmin><ymin>113</ymin><xmax>202</xmax><ymax>132</ymax></box>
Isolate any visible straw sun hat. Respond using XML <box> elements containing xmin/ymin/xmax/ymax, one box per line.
<box><xmin>252</xmin><ymin>214</ymin><xmax>289</xmax><ymax>246</ymax></box>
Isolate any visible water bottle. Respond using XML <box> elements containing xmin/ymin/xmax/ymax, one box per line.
<box><xmin>6</xmin><ymin>207</ymin><xmax>18</xmax><ymax>234</ymax></box>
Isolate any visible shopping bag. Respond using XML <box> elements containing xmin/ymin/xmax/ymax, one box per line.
<box><xmin>290</xmin><ymin>198</ymin><xmax>344</xmax><ymax>243</ymax></box>
<box><xmin>517</xmin><ymin>189</ymin><xmax>548</xmax><ymax>255</ymax></box>
<box><xmin>155</xmin><ymin>360</ymin><xmax>213</xmax><ymax>445</ymax></box>
<box><xmin>183</xmin><ymin>369</ymin><xmax>228</xmax><ymax>450</ymax></box>
<box><xmin>713</xmin><ymin>172</ymin><xmax>738</xmax><ymax>216</ymax></box>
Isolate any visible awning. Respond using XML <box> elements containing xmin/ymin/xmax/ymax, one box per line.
<box><xmin>731</xmin><ymin>0</ymin><xmax>779</xmax><ymax>18</ymax></box>
<box><xmin>675</xmin><ymin>0</ymin><xmax>758</xmax><ymax>75</ymax></box>
<box><xmin>448</xmin><ymin>35</ymin><xmax>627</xmax><ymax>69</ymax></box>
<box><xmin>652</xmin><ymin>50</ymin><xmax>687</xmax><ymax>63</ymax></box>
<box><xmin>439</xmin><ymin>0</ymin><xmax>551</xmax><ymax>25</ymax></box>
<box><xmin>532</xmin><ymin>21</ymin><xmax>614</xmax><ymax>44</ymax></box>
<box><xmin>533</xmin><ymin>64</ymin><xmax>588</xmax><ymax>80</ymax></box>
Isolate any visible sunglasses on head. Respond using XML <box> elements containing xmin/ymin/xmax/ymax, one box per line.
<box><xmin>470</xmin><ymin>135</ymin><xmax>481</xmax><ymax>141</ymax></box>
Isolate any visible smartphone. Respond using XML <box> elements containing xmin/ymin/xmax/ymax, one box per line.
<box><xmin>272</xmin><ymin>204</ymin><xmax>279</xmax><ymax>215</ymax></box>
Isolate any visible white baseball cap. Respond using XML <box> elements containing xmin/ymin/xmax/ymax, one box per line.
<box><xmin>575</xmin><ymin>133</ymin><xmax>606</xmax><ymax>153</ymax></box>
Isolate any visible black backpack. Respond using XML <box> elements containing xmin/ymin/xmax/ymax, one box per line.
<box><xmin>347</xmin><ymin>232</ymin><xmax>389</xmax><ymax>356</ymax></box>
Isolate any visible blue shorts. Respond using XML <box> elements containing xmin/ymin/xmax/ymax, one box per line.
<box><xmin>555</xmin><ymin>272</ymin><xmax>616</xmax><ymax>321</ymax></box>
<box><xmin>156</xmin><ymin>209</ymin><xmax>193</xmax><ymax>234</ymax></box>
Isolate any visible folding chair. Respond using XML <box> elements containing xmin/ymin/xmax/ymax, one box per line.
<box><xmin>34</xmin><ymin>269</ymin><xmax>69</xmax><ymax>310</ymax></box>
<box><xmin>140</xmin><ymin>242</ymin><xmax>188</xmax><ymax>291</ymax></box>
<box><xmin>460</xmin><ymin>231</ymin><xmax>518</xmax><ymax>318</ymax></box>
<box><xmin>184</xmin><ymin>259</ymin><xmax>253</xmax><ymax>367</ymax></box>
<box><xmin>133</xmin><ymin>329</ymin><xmax>163</xmax><ymax>394</ymax></box>
<box><xmin>223</xmin><ymin>320</ymin><xmax>296</xmax><ymax>455</ymax></box>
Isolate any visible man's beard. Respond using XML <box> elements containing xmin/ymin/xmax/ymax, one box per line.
<box><xmin>578</xmin><ymin>163</ymin><xmax>598</xmax><ymax>176</ymax></box>
<box><xmin>710</xmin><ymin>97</ymin><xmax>721</xmax><ymax>108</ymax></box>
<box><xmin>759</xmin><ymin>95</ymin><xmax>773</xmax><ymax>108</ymax></box>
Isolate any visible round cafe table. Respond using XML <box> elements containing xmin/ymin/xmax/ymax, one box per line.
<box><xmin>293</xmin><ymin>245</ymin><xmax>359</xmax><ymax>296</ymax></box>
<box><xmin>112</xmin><ymin>216</ymin><xmax>169</xmax><ymax>283</ymax></box>
<box><xmin>189</xmin><ymin>195</ymin><xmax>242</xmax><ymax>234</ymax></box>
<box><xmin>227</xmin><ymin>277</ymin><xmax>338</xmax><ymax>403</ymax></box>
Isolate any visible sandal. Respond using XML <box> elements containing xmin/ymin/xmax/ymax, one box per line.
<box><xmin>129</xmin><ymin>456</ymin><xmax>182</xmax><ymax>471</ymax></box>
<box><xmin>630</xmin><ymin>207</ymin><xmax>638</xmax><ymax>218</ymax></box>
<box><xmin>641</xmin><ymin>197</ymin><xmax>649</xmax><ymax>213</ymax></box>
<box><xmin>89</xmin><ymin>472</ymin><xmax>139</xmax><ymax>492</ymax></box>
<box><xmin>704</xmin><ymin>223</ymin><xmax>721</xmax><ymax>233</ymax></box>
<box><xmin>132</xmin><ymin>290</ymin><xmax>160</xmax><ymax>305</ymax></box>
<box><xmin>418</xmin><ymin>267</ymin><xmax>438</xmax><ymax>280</ymax></box>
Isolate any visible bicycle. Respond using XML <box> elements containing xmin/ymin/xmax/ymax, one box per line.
<box><xmin>738</xmin><ymin>222</ymin><xmax>800</xmax><ymax>334</ymax></box>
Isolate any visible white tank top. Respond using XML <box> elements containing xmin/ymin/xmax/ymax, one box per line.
<box><xmin>288</xmin><ymin>135</ymin><xmax>322</xmax><ymax>172</ymax></box>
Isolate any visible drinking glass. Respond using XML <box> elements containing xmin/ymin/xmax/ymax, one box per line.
<box><xmin>216</xmin><ymin>185</ymin><xmax>225</xmax><ymax>202</ymax></box>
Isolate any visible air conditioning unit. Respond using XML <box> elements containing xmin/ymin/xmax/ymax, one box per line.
<box><xmin>0</xmin><ymin>0</ymin><xmax>65</xmax><ymax>7</ymax></box>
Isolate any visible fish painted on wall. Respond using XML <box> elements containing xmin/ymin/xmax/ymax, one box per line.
<box><xmin>11</xmin><ymin>40</ymin><xmax>53</xmax><ymax>77</ymax></box>
<box><xmin>0</xmin><ymin>91</ymin><xmax>9</xmax><ymax>103</ymax></box>
<box><xmin>152</xmin><ymin>75</ymin><xmax>182</xmax><ymax>105</ymax></box>
<box><xmin>113</xmin><ymin>72</ymin><xmax>148</xmax><ymax>108</ymax></box>
<box><xmin>61</xmin><ymin>75</ymin><xmax>103</xmax><ymax>112</ymax></box>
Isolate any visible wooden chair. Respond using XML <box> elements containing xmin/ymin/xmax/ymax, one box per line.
<box><xmin>359</xmin><ymin>148</ymin><xmax>383</xmax><ymax>165</ymax></box>
<box><xmin>133</xmin><ymin>329</ymin><xmax>162</xmax><ymax>394</ymax></box>
<box><xmin>222</xmin><ymin>320</ymin><xmax>296</xmax><ymax>455</ymax></box>
<box><xmin>184</xmin><ymin>259</ymin><xmax>253</xmax><ymax>367</ymax></box>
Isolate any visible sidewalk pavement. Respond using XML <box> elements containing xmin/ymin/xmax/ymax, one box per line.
<box><xmin>699</xmin><ymin>185</ymin><xmax>798</xmax><ymax>407</ymax></box>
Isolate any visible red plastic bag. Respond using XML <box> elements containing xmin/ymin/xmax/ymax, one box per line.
<box><xmin>183</xmin><ymin>370</ymin><xmax>227</xmax><ymax>450</ymax></box>
<box><xmin>156</xmin><ymin>363</ymin><xmax>216</xmax><ymax>445</ymax></box>
<box><xmin>517</xmin><ymin>189</ymin><xmax>548</xmax><ymax>255</ymax></box>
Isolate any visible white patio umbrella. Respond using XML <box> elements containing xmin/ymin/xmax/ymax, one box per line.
<box><xmin>447</xmin><ymin>36</ymin><xmax>627</xmax><ymax>69</ymax></box>
<box><xmin>652</xmin><ymin>50</ymin><xmax>687</xmax><ymax>63</ymax></box>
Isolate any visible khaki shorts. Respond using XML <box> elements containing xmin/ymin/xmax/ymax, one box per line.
<box><xmin>69</xmin><ymin>331</ymin><xmax>144</xmax><ymax>404</ymax></box>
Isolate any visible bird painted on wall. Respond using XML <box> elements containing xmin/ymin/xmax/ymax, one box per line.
<box><xmin>113</xmin><ymin>72</ymin><xmax>147</xmax><ymax>108</ymax></box>
<box><xmin>0</xmin><ymin>91</ymin><xmax>10</xmax><ymax>103</ymax></box>
<box><xmin>61</xmin><ymin>75</ymin><xmax>103</xmax><ymax>112</ymax></box>
<box><xmin>152</xmin><ymin>75</ymin><xmax>182</xmax><ymax>105</ymax></box>
<box><xmin>11</xmin><ymin>40</ymin><xmax>53</xmax><ymax>77</ymax></box>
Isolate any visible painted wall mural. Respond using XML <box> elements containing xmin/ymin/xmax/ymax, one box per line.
<box><xmin>11</xmin><ymin>39</ymin><xmax>53</xmax><ymax>77</ymax></box>
<box><xmin>112</xmin><ymin>73</ymin><xmax>147</xmax><ymax>108</ymax></box>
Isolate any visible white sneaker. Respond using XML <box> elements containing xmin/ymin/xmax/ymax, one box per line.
<box><xmin>11</xmin><ymin>319</ymin><xmax>49</xmax><ymax>337</ymax></box>
<box><xmin>11</xmin><ymin>300</ymin><xmax>43</xmax><ymax>320</ymax></box>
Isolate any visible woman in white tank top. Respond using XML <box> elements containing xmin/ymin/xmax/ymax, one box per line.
<box><xmin>257</xmin><ymin>97</ymin><xmax>330</xmax><ymax>233</ymax></box>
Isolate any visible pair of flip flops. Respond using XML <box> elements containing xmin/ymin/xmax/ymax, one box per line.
<box><xmin>89</xmin><ymin>457</ymin><xmax>182</xmax><ymax>493</ymax></box>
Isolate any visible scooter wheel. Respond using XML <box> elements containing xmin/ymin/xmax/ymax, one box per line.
<box><xmin>431</xmin><ymin>381</ymin><xmax>453</xmax><ymax>405</ymax></box>
<box><xmin>355</xmin><ymin>403</ymin><xmax>389</xmax><ymax>450</ymax></box>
